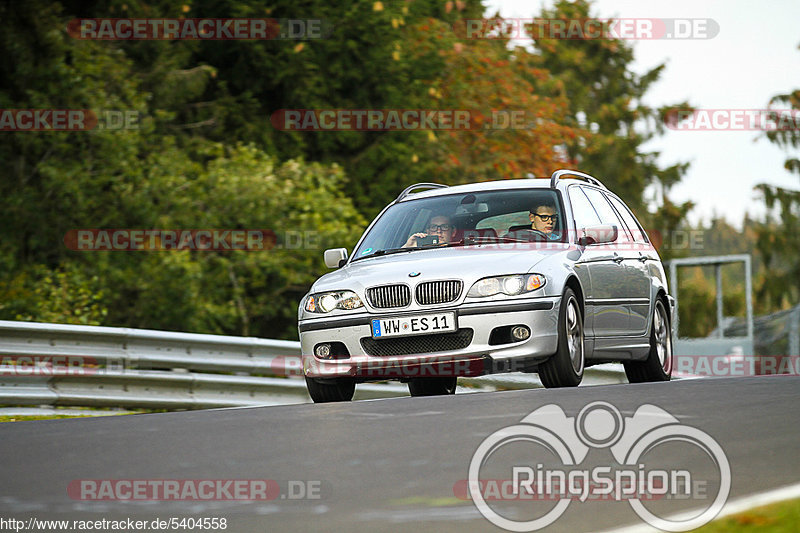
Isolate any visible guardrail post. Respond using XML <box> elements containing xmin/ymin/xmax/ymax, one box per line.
<box><xmin>745</xmin><ymin>255</ymin><xmax>754</xmax><ymax>343</ymax></box>
<box><xmin>670</xmin><ymin>261</ymin><xmax>679</xmax><ymax>339</ymax></box>
<box><xmin>790</xmin><ymin>305</ymin><xmax>800</xmax><ymax>357</ymax></box>
<box><xmin>715</xmin><ymin>264</ymin><xmax>724</xmax><ymax>338</ymax></box>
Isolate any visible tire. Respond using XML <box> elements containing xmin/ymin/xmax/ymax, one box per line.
<box><xmin>539</xmin><ymin>287</ymin><xmax>584</xmax><ymax>388</ymax></box>
<box><xmin>624</xmin><ymin>298</ymin><xmax>673</xmax><ymax>383</ymax></box>
<box><xmin>305</xmin><ymin>376</ymin><xmax>356</xmax><ymax>403</ymax></box>
<box><xmin>408</xmin><ymin>377</ymin><xmax>457</xmax><ymax>396</ymax></box>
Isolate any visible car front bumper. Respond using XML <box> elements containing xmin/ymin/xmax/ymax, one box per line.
<box><xmin>299</xmin><ymin>297</ymin><xmax>560</xmax><ymax>380</ymax></box>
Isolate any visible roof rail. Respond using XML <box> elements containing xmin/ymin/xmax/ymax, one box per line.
<box><xmin>395</xmin><ymin>182</ymin><xmax>449</xmax><ymax>202</ymax></box>
<box><xmin>549</xmin><ymin>169</ymin><xmax>606</xmax><ymax>189</ymax></box>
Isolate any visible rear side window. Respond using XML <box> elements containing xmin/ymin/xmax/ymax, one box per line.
<box><xmin>607</xmin><ymin>194</ymin><xmax>648</xmax><ymax>243</ymax></box>
<box><xmin>568</xmin><ymin>187</ymin><xmax>601</xmax><ymax>229</ymax></box>
<box><xmin>581</xmin><ymin>187</ymin><xmax>632</xmax><ymax>242</ymax></box>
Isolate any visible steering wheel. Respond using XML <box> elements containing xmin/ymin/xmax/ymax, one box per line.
<box><xmin>514</xmin><ymin>228</ymin><xmax>548</xmax><ymax>242</ymax></box>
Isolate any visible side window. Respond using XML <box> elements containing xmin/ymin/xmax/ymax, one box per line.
<box><xmin>582</xmin><ymin>187</ymin><xmax>632</xmax><ymax>242</ymax></box>
<box><xmin>607</xmin><ymin>194</ymin><xmax>648</xmax><ymax>243</ymax></box>
<box><xmin>568</xmin><ymin>187</ymin><xmax>601</xmax><ymax>229</ymax></box>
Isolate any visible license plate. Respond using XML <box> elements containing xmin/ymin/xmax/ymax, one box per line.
<box><xmin>371</xmin><ymin>312</ymin><xmax>456</xmax><ymax>338</ymax></box>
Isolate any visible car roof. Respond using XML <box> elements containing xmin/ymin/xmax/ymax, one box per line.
<box><xmin>397</xmin><ymin>177</ymin><xmax>594</xmax><ymax>202</ymax></box>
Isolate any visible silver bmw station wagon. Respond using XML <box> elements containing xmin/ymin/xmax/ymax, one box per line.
<box><xmin>298</xmin><ymin>170</ymin><xmax>674</xmax><ymax>402</ymax></box>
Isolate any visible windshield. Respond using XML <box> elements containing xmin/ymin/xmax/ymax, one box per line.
<box><xmin>352</xmin><ymin>188</ymin><xmax>565</xmax><ymax>261</ymax></box>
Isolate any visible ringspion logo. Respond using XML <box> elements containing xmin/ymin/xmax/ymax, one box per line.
<box><xmin>464</xmin><ymin>401</ymin><xmax>730</xmax><ymax>531</ymax></box>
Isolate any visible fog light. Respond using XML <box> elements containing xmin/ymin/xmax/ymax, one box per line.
<box><xmin>315</xmin><ymin>343</ymin><xmax>332</xmax><ymax>358</ymax></box>
<box><xmin>511</xmin><ymin>326</ymin><xmax>530</xmax><ymax>341</ymax></box>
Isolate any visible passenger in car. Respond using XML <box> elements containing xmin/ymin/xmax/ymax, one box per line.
<box><xmin>402</xmin><ymin>215</ymin><xmax>457</xmax><ymax>248</ymax></box>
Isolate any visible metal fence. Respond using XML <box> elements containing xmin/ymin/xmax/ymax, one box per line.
<box><xmin>720</xmin><ymin>304</ymin><xmax>800</xmax><ymax>356</ymax></box>
<box><xmin>0</xmin><ymin>320</ymin><xmax>627</xmax><ymax>413</ymax></box>
<box><xmin>667</xmin><ymin>254</ymin><xmax>754</xmax><ymax>356</ymax></box>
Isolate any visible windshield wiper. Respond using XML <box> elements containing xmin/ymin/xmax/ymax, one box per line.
<box><xmin>354</xmin><ymin>235</ymin><xmax>534</xmax><ymax>260</ymax></box>
<box><xmin>351</xmin><ymin>247</ymin><xmax>419</xmax><ymax>262</ymax></box>
<box><xmin>453</xmin><ymin>235</ymin><xmax>530</xmax><ymax>245</ymax></box>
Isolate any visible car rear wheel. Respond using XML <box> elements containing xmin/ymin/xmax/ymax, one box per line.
<box><xmin>539</xmin><ymin>287</ymin><xmax>584</xmax><ymax>388</ymax></box>
<box><xmin>305</xmin><ymin>376</ymin><xmax>356</xmax><ymax>403</ymax></box>
<box><xmin>624</xmin><ymin>299</ymin><xmax>673</xmax><ymax>383</ymax></box>
<box><xmin>408</xmin><ymin>377</ymin><xmax>457</xmax><ymax>396</ymax></box>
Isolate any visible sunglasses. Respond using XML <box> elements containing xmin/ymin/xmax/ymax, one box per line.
<box><xmin>533</xmin><ymin>213</ymin><xmax>559</xmax><ymax>222</ymax></box>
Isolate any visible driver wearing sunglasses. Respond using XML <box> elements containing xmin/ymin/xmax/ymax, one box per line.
<box><xmin>529</xmin><ymin>200</ymin><xmax>559</xmax><ymax>235</ymax></box>
<box><xmin>502</xmin><ymin>199</ymin><xmax>561</xmax><ymax>242</ymax></box>
<box><xmin>402</xmin><ymin>215</ymin><xmax>456</xmax><ymax>248</ymax></box>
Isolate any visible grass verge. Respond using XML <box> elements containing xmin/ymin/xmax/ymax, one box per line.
<box><xmin>692</xmin><ymin>498</ymin><xmax>800</xmax><ymax>532</ymax></box>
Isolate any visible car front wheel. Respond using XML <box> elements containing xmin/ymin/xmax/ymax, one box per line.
<box><xmin>539</xmin><ymin>287</ymin><xmax>584</xmax><ymax>388</ymax></box>
<box><xmin>305</xmin><ymin>376</ymin><xmax>356</xmax><ymax>403</ymax></box>
<box><xmin>624</xmin><ymin>299</ymin><xmax>673</xmax><ymax>383</ymax></box>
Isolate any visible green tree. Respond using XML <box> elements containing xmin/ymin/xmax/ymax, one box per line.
<box><xmin>0</xmin><ymin>1</ymin><xmax>366</xmax><ymax>339</ymax></box>
<box><xmin>94</xmin><ymin>146</ymin><xmax>366</xmax><ymax>338</ymax></box>
<box><xmin>754</xmin><ymin>43</ymin><xmax>800</xmax><ymax>311</ymax></box>
<box><xmin>524</xmin><ymin>0</ymin><xmax>694</xmax><ymax>259</ymax></box>
<box><xmin>0</xmin><ymin>0</ymin><xmax>705</xmax><ymax>338</ymax></box>
<box><xmin>98</xmin><ymin>0</ymin><xmax>583</xmax><ymax>217</ymax></box>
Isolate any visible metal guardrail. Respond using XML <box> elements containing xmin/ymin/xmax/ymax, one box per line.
<box><xmin>0</xmin><ymin>320</ymin><xmax>627</xmax><ymax>411</ymax></box>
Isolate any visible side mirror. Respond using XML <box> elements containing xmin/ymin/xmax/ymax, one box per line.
<box><xmin>577</xmin><ymin>224</ymin><xmax>618</xmax><ymax>246</ymax></box>
<box><xmin>323</xmin><ymin>248</ymin><xmax>349</xmax><ymax>268</ymax></box>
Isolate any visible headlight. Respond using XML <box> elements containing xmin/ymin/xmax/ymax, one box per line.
<box><xmin>304</xmin><ymin>290</ymin><xmax>364</xmax><ymax>313</ymax></box>
<box><xmin>469</xmin><ymin>278</ymin><xmax>501</xmax><ymax>298</ymax></box>
<box><xmin>502</xmin><ymin>276</ymin><xmax>524</xmax><ymax>295</ymax></box>
<box><xmin>467</xmin><ymin>274</ymin><xmax>546</xmax><ymax>298</ymax></box>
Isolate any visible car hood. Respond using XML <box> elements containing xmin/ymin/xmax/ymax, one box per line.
<box><xmin>311</xmin><ymin>244</ymin><xmax>574</xmax><ymax>293</ymax></box>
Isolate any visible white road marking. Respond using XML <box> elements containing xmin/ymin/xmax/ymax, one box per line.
<box><xmin>599</xmin><ymin>481</ymin><xmax>800</xmax><ymax>533</ymax></box>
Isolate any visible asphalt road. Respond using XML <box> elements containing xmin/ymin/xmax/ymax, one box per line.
<box><xmin>1</xmin><ymin>376</ymin><xmax>798</xmax><ymax>532</ymax></box>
